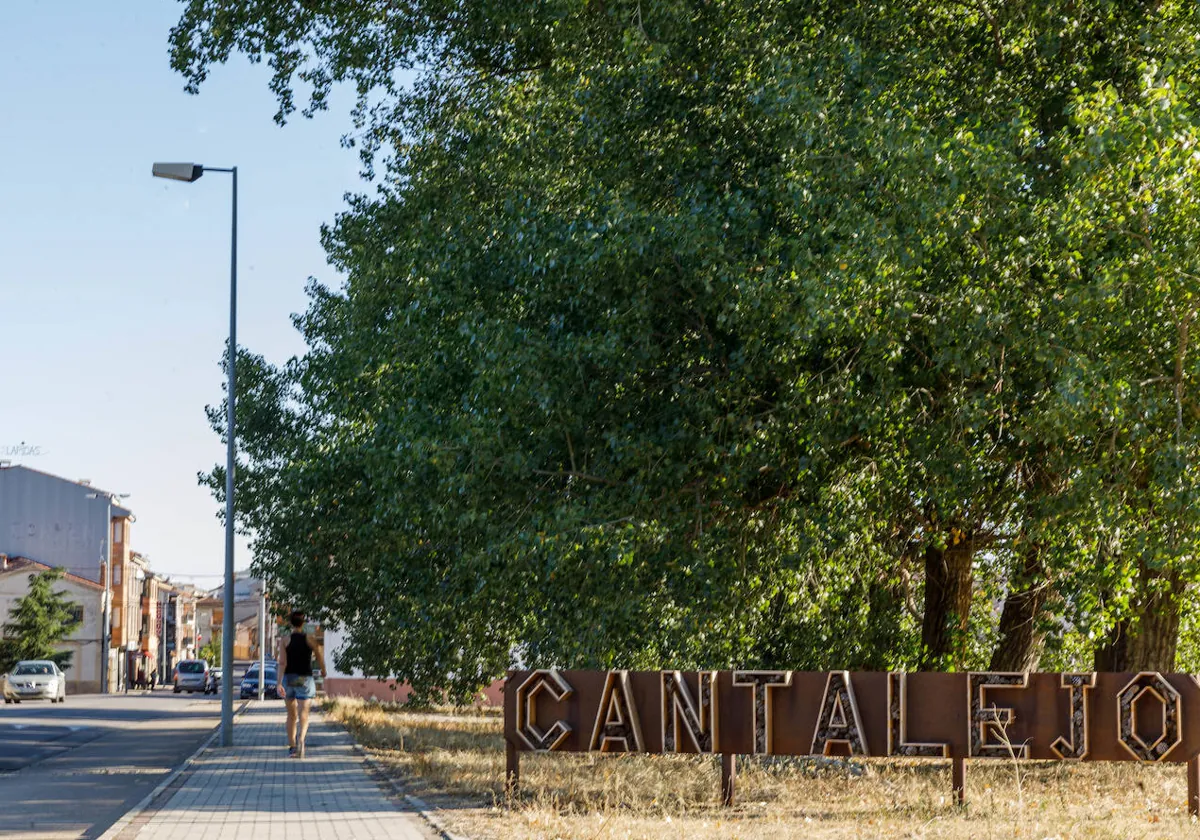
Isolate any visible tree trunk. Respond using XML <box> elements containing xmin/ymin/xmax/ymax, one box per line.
<box><xmin>1095</xmin><ymin>565</ymin><xmax>1185</xmax><ymax>672</ymax></box>
<box><xmin>989</xmin><ymin>548</ymin><xmax>1047</xmax><ymax>672</ymax></box>
<box><xmin>1093</xmin><ymin>618</ymin><xmax>1130</xmax><ymax>671</ymax></box>
<box><xmin>1128</xmin><ymin>566</ymin><xmax>1185</xmax><ymax>671</ymax></box>
<box><xmin>920</xmin><ymin>541</ymin><xmax>974</xmax><ymax>670</ymax></box>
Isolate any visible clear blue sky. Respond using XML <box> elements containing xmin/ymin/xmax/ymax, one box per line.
<box><xmin>0</xmin><ymin>3</ymin><xmax>364</xmax><ymax>585</ymax></box>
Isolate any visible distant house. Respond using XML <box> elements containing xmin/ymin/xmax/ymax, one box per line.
<box><xmin>195</xmin><ymin>573</ymin><xmax>268</xmax><ymax>662</ymax></box>
<box><xmin>0</xmin><ymin>463</ymin><xmax>137</xmax><ymax>691</ymax></box>
<box><xmin>0</xmin><ymin>556</ymin><xmax>105</xmax><ymax>693</ymax></box>
<box><xmin>152</xmin><ymin>576</ymin><xmax>198</xmax><ymax>686</ymax></box>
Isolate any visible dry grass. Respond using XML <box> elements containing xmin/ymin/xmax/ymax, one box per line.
<box><xmin>324</xmin><ymin>697</ymin><xmax>1200</xmax><ymax>839</ymax></box>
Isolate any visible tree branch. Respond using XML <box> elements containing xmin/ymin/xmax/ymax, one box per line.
<box><xmin>531</xmin><ymin>469</ymin><xmax>623</xmax><ymax>487</ymax></box>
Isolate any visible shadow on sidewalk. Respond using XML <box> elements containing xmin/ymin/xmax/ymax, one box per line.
<box><xmin>129</xmin><ymin>716</ymin><xmax>425</xmax><ymax>819</ymax></box>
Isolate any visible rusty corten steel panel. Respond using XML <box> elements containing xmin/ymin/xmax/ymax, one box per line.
<box><xmin>504</xmin><ymin>670</ymin><xmax>1200</xmax><ymax>763</ymax></box>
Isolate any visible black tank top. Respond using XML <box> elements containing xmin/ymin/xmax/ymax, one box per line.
<box><xmin>284</xmin><ymin>632</ymin><xmax>313</xmax><ymax>676</ymax></box>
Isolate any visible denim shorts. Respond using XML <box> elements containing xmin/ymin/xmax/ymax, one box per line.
<box><xmin>284</xmin><ymin>674</ymin><xmax>316</xmax><ymax>701</ymax></box>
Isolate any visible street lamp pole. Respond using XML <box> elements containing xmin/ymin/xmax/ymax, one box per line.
<box><xmin>257</xmin><ymin>588</ymin><xmax>266</xmax><ymax>701</ymax></box>
<box><xmin>152</xmin><ymin>162</ymin><xmax>238</xmax><ymax>747</ymax></box>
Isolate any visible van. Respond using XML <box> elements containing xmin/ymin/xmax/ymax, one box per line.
<box><xmin>174</xmin><ymin>659</ymin><xmax>211</xmax><ymax>694</ymax></box>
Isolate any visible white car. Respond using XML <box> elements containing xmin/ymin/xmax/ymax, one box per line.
<box><xmin>2</xmin><ymin>660</ymin><xmax>66</xmax><ymax>704</ymax></box>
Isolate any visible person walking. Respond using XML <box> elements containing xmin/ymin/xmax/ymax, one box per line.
<box><xmin>277</xmin><ymin>609</ymin><xmax>324</xmax><ymax>758</ymax></box>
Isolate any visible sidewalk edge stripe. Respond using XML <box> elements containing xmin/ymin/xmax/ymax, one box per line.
<box><xmin>95</xmin><ymin>700</ymin><xmax>251</xmax><ymax>840</ymax></box>
<box><xmin>352</xmin><ymin>743</ymin><xmax>469</xmax><ymax>840</ymax></box>
<box><xmin>404</xmin><ymin>790</ymin><xmax>470</xmax><ymax>840</ymax></box>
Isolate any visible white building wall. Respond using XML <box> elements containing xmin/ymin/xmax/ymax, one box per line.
<box><xmin>0</xmin><ymin>569</ymin><xmax>104</xmax><ymax>693</ymax></box>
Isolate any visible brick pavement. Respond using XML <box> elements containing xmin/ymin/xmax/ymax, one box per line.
<box><xmin>114</xmin><ymin>702</ymin><xmax>435</xmax><ymax>840</ymax></box>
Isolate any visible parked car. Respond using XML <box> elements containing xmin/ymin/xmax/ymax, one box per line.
<box><xmin>206</xmin><ymin>668</ymin><xmax>223</xmax><ymax>695</ymax></box>
<box><xmin>240</xmin><ymin>662</ymin><xmax>279</xmax><ymax>699</ymax></box>
<box><xmin>1</xmin><ymin>660</ymin><xmax>66</xmax><ymax>704</ymax></box>
<box><xmin>173</xmin><ymin>659</ymin><xmax>210</xmax><ymax>694</ymax></box>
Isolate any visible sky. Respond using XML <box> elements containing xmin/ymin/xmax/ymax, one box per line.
<box><xmin>0</xmin><ymin>3</ymin><xmax>366</xmax><ymax>587</ymax></box>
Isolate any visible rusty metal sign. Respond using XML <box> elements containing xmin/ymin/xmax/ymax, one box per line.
<box><xmin>503</xmin><ymin>670</ymin><xmax>1200</xmax><ymax>811</ymax></box>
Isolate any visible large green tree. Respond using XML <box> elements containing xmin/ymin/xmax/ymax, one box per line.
<box><xmin>0</xmin><ymin>569</ymin><xmax>80</xmax><ymax>673</ymax></box>
<box><xmin>178</xmin><ymin>0</ymin><xmax>1200</xmax><ymax>697</ymax></box>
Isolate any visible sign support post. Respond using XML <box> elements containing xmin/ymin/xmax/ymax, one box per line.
<box><xmin>720</xmin><ymin>754</ymin><xmax>736</xmax><ymax>806</ymax></box>
<box><xmin>952</xmin><ymin>757</ymin><xmax>965</xmax><ymax>805</ymax></box>
<box><xmin>506</xmin><ymin>738</ymin><xmax>520</xmax><ymax>797</ymax></box>
<box><xmin>1188</xmin><ymin>756</ymin><xmax>1199</xmax><ymax>817</ymax></box>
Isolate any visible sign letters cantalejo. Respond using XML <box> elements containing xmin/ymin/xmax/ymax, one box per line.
<box><xmin>503</xmin><ymin>670</ymin><xmax>1200</xmax><ymax>810</ymax></box>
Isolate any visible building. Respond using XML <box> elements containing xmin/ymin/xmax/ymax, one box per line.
<box><xmin>173</xmin><ymin>583</ymin><xmax>200</xmax><ymax>657</ymax></box>
<box><xmin>111</xmin><ymin>551</ymin><xmax>150</xmax><ymax>688</ymax></box>
<box><xmin>135</xmin><ymin>564</ymin><xmax>164</xmax><ymax>683</ymax></box>
<box><xmin>0</xmin><ymin>556</ymin><xmax>105</xmax><ymax>693</ymax></box>
<box><xmin>0</xmin><ymin>464</ymin><xmax>132</xmax><ymax>585</ymax></box>
<box><xmin>145</xmin><ymin>576</ymin><xmax>198</xmax><ymax>682</ymax></box>
<box><xmin>206</xmin><ymin>572</ymin><xmax>266</xmax><ymax>625</ymax></box>
<box><xmin>0</xmin><ymin>464</ymin><xmax>135</xmax><ymax>689</ymax></box>
<box><xmin>195</xmin><ymin>573</ymin><xmax>267</xmax><ymax>663</ymax></box>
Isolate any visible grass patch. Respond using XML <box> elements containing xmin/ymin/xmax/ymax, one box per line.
<box><xmin>324</xmin><ymin>697</ymin><xmax>1199</xmax><ymax>839</ymax></box>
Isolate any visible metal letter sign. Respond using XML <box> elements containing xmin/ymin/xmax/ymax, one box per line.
<box><xmin>662</xmin><ymin>670</ymin><xmax>718</xmax><ymax>753</ymax></box>
<box><xmin>505</xmin><ymin>670</ymin><xmax>1200</xmax><ymax>811</ymax></box>
<box><xmin>515</xmin><ymin>670</ymin><xmax>574</xmax><ymax>751</ymax></box>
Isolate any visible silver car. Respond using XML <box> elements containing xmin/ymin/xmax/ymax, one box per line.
<box><xmin>173</xmin><ymin>659</ymin><xmax>211</xmax><ymax>694</ymax></box>
<box><xmin>2</xmin><ymin>660</ymin><xmax>66</xmax><ymax>704</ymax></box>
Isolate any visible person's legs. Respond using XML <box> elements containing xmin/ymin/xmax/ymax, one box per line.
<box><xmin>296</xmin><ymin>698</ymin><xmax>311</xmax><ymax>757</ymax></box>
<box><xmin>285</xmin><ymin>697</ymin><xmax>298</xmax><ymax>749</ymax></box>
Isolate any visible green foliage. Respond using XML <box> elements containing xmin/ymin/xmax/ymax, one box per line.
<box><xmin>199</xmin><ymin>633</ymin><xmax>221</xmax><ymax>668</ymax></box>
<box><xmin>0</xmin><ymin>569</ymin><xmax>80</xmax><ymax>674</ymax></box>
<box><xmin>180</xmin><ymin>0</ymin><xmax>1200</xmax><ymax>693</ymax></box>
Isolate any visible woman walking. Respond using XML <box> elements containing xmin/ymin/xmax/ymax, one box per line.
<box><xmin>277</xmin><ymin>610</ymin><xmax>324</xmax><ymax>758</ymax></box>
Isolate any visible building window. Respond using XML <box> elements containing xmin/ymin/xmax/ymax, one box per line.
<box><xmin>113</xmin><ymin>564</ymin><xmax>122</xmax><ymax>585</ymax></box>
<box><xmin>112</xmin><ymin>520</ymin><xmax>122</xmax><ymax>544</ymax></box>
<box><xmin>113</xmin><ymin>607</ymin><xmax>121</xmax><ymax>628</ymax></box>
<box><xmin>68</xmin><ymin>606</ymin><xmax>84</xmax><ymax>626</ymax></box>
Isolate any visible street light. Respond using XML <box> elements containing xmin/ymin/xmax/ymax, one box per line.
<box><xmin>153</xmin><ymin>161</ymin><xmax>238</xmax><ymax>747</ymax></box>
<box><xmin>87</xmin><ymin>491</ymin><xmax>129</xmax><ymax>695</ymax></box>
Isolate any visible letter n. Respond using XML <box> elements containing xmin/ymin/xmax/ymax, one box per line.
<box><xmin>661</xmin><ymin>671</ymin><xmax>718</xmax><ymax>753</ymax></box>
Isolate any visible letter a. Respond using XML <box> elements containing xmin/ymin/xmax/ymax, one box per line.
<box><xmin>811</xmin><ymin>671</ymin><xmax>868</xmax><ymax>756</ymax></box>
<box><xmin>589</xmin><ymin>670</ymin><xmax>645</xmax><ymax>753</ymax></box>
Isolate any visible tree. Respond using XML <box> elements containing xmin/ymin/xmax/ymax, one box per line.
<box><xmin>177</xmin><ymin>0</ymin><xmax>1200</xmax><ymax>694</ymax></box>
<box><xmin>0</xmin><ymin>569</ymin><xmax>80</xmax><ymax>673</ymax></box>
<box><xmin>198</xmin><ymin>632</ymin><xmax>221</xmax><ymax>668</ymax></box>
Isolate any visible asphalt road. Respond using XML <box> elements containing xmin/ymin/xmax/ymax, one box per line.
<box><xmin>0</xmin><ymin>688</ymin><xmax>236</xmax><ymax>839</ymax></box>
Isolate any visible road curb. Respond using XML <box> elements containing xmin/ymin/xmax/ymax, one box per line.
<box><xmin>332</xmin><ymin>716</ymin><xmax>470</xmax><ymax>840</ymax></box>
<box><xmin>96</xmin><ymin>700</ymin><xmax>251</xmax><ymax>840</ymax></box>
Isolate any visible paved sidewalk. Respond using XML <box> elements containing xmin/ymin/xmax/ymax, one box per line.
<box><xmin>113</xmin><ymin>702</ymin><xmax>435</xmax><ymax>840</ymax></box>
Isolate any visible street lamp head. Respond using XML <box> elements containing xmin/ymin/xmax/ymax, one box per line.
<box><xmin>152</xmin><ymin>162</ymin><xmax>204</xmax><ymax>182</ymax></box>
